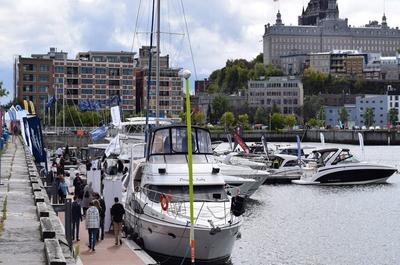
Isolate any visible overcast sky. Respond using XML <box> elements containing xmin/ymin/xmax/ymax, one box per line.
<box><xmin>0</xmin><ymin>0</ymin><xmax>399</xmax><ymax>104</ymax></box>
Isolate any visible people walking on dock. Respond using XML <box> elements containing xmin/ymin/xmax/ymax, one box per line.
<box><xmin>85</xmin><ymin>201</ymin><xmax>100</xmax><ymax>252</ymax></box>
<box><xmin>110</xmin><ymin>197</ymin><xmax>125</xmax><ymax>246</ymax></box>
<box><xmin>94</xmin><ymin>192</ymin><xmax>106</xmax><ymax>240</ymax></box>
<box><xmin>82</xmin><ymin>182</ymin><xmax>94</xmax><ymax>216</ymax></box>
<box><xmin>58</xmin><ymin>176</ymin><xmax>69</xmax><ymax>203</ymax></box>
<box><xmin>71</xmin><ymin>195</ymin><xmax>82</xmax><ymax>241</ymax></box>
<box><xmin>73</xmin><ymin>174</ymin><xmax>84</xmax><ymax>199</ymax></box>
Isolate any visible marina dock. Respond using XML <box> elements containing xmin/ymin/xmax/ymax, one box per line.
<box><xmin>0</xmin><ymin>139</ymin><xmax>156</xmax><ymax>265</ymax></box>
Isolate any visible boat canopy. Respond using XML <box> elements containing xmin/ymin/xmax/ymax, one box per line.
<box><xmin>149</xmin><ymin>126</ymin><xmax>213</xmax><ymax>156</ymax></box>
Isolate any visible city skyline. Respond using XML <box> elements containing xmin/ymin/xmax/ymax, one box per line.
<box><xmin>0</xmin><ymin>0</ymin><xmax>399</xmax><ymax>104</ymax></box>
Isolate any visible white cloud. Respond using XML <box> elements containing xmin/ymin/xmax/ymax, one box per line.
<box><xmin>1</xmin><ymin>0</ymin><xmax>400</xmax><ymax>104</ymax></box>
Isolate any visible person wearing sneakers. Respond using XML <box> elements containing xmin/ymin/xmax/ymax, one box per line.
<box><xmin>85</xmin><ymin>201</ymin><xmax>99</xmax><ymax>252</ymax></box>
<box><xmin>110</xmin><ymin>197</ymin><xmax>125</xmax><ymax>245</ymax></box>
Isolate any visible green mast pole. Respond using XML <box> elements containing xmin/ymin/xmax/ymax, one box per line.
<box><xmin>183</xmin><ymin>69</ymin><xmax>195</xmax><ymax>264</ymax></box>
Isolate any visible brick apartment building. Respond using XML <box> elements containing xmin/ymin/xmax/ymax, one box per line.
<box><xmin>15</xmin><ymin>47</ymin><xmax>184</xmax><ymax>119</ymax></box>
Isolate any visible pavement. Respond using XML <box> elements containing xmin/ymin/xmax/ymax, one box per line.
<box><xmin>0</xmin><ymin>139</ymin><xmax>46</xmax><ymax>265</ymax></box>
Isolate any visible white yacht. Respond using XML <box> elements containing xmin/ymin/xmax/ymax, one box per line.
<box><xmin>124</xmin><ymin>125</ymin><xmax>243</xmax><ymax>263</ymax></box>
<box><xmin>293</xmin><ymin>148</ymin><xmax>397</xmax><ymax>185</ymax></box>
<box><xmin>265</xmin><ymin>154</ymin><xmax>304</xmax><ymax>183</ymax></box>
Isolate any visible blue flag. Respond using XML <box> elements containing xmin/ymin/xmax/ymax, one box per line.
<box><xmin>46</xmin><ymin>96</ymin><xmax>56</xmax><ymax>109</ymax></box>
<box><xmin>89</xmin><ymin>126</ymin><xmax>108</xmax><ymax>142</ymax></box>
<box><xmin>26</xmin><ymin>116</ymin><xmax>48</xmax><ymax>174</ymax></box>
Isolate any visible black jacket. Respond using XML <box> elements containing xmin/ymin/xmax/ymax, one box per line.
<box><xmin>110</xmin><ymin>203</ymin><xmax>125</xmax><ymax>223</ymax></box>
<box><xmin>71</xmin><ymin>201</ymin><xmax>82</xmax><ymax>222</ymax></box>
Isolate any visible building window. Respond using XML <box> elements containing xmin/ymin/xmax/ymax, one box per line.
<box><xmin>39</xmin><ymin>75</ymin><xmax>49</xmax><ymax>82</ymax></box>
<box><xmin>122</xmin><ymin>100</ymin><xmax>134</xmax><ymax>105</ymax></box>
<box><xmin>39</xmin><ymin>65</ymin><xmax>49</xmax><ymax>72</ymax></box>
<box><xmin>55</xmin><ymin>66</ymin><xmax>64</xmax><ymax>73</ymax></box>
<box><xmin>81</xmin><ymin>67</ymin><xmax>93</xmax><ymax>74</ymax></box>
<box><xmin>95</xmin><ymin>68</ymin><xmax>107</xmax><ymax>74</ymax></box>
<box><xmin>67</xmin><ymin>79</ymin><xmax>78</xmax><ymax>85</ymax></box>
<box><xmin>23</xmin><ymin>64</ymin><xmax>35</xmax><ymax>71</ymax></box>
<box><xmin>107</xmin><ymin>56</ymin><xmax>118</xmax><ymax>62</ymax></box>
<box><xmin>55</xmin><ymin>78</ymin><xmax>64</xmax><ymax>84</ymax></box>
<box><xmin>81</xmin><ymin>89</ymin><xmax>93</xmax><ymax>94</ymax></box>
<box><xmin>37</xmin><ymin>86</ymin><xmax>48</xmax><ymax>92</ymax></box>
<box><xmin>122</xmin><ymin>80</ymin><xmax>133</xmax><ymax>85</ymax></box>
<box><xmin>66</xmin><ymin>67</ymin><xmax>79</xmax><ymax>75</ymax></box>
<box><xmin>122</xmin><ymin>68</ymin><xmax>133</xmax><ymax>75</ymax></box>
<box><xmin>109</xmin><ymin>68</ymin><xmax>120</xmax><ymax>76</ymax></box>
<box><xmin>23</xmin><ymin>74</ymin><xmax>34</xmax><ymax>81</ymax></box>
<box><xmin>95</xmin><ymin>90</ymin><xmax>106</xmax><ymax>95</ymax></box>
<box><xmin>95</xmin><ymin>79</ymin><xmax>107</xmax><ymax>84</ymax></box>
<box><xmin>81</xmin><ymin>79</ymin><xmax>93</xmax><ymax>84</ymax></box>
<box><xmin>159</xmin><ymin>91</ymin><xmax>170</xmax><ymax>96</ymax></box>
<box><xmin>109</xmin><ymin>80</ymin><xmax>120</xmax><ymax>86</ymax></box>
<box><xmin>23</xmin><ymin>85</ymin><xmax>34</xmax><ymax>92</ymax></box>
<box><xmin>122</xmin><ymin>90</ymin><xmax>133</xmax><ymax>95</ymax></box>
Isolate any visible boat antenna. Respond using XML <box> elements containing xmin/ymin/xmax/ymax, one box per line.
<box><xmin>130</xmin><ymin>0</ymin><xmax>142</xmax><ymax>52</ymax></box>
<box><xmin>144</xmin><ymin>0</ymin><xmax>156</xmax><ymax>157</ymax></box>
<box><xmin>180</xmin><ymin>0</ymin><xmax>198</xmax><ymax>80</ymax></box>
<box><xmin>183</xmin><ymin>69</ymin><xmax>196</xmax><ymax>264</ymax></box>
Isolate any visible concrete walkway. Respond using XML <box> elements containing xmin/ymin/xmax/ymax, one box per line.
<box><xmin>0</xmin><ymin>140</ymin><xmax>46</xmax><ymax>265</ymax></box>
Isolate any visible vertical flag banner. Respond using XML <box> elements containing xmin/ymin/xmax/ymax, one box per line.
<box><xmin>296</xmin><ymin>135</ymin><xmax>301</xmax><ymax>161</ymax></box>
<box><xmin>27</xmin><ymin>116</ymin><xmax>47</xmax><ymax>173</ymax></box>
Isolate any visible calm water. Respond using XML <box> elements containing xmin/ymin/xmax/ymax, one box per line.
<box><xmin>231</xmin><ymin>143</ymin><xmax>400</xmax><ymax>265</ymax></box>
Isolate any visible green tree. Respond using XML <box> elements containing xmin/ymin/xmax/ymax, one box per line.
<box><xmin>388</xmin><ymin>108</ymin><xmax>398</xmax><ymax>127</ymax></box>
<box><xmin>271</xmin><ymin>103</ymin><xmax>280</xmax><ymax>114</ymax></box>
<box><xmin>254</xmin><ymin>107</ymin><xmax>267</xmax><ymax>124</ymax></box>
<box><xmin>237</xmin><ymin>114</ymin><xmax>250</xmax><ymax>130</ymax></box>
<box><xmin>316</xmin><ymin>107</ymin><xmax>326</xmax><ymax>127</ymax></box>
<box><xmin>339</xmin><ymin>107</ymin><xmax>349</xmax><ymax>128</ymax></box>
<box><xmin>364</xmin><ymin>108</ymin><xmax>374</xmax><ymax>127</ymax></box>
<box><xmin>284</xmin><ymin>114</ymin><xmax>297</xmax><ymax>129</ymax></box>
<box><xmin>302</xmin><ymin>95</ymin><xmax>324</xmax><ymax>122</ymax></box>
<box><xmin>212</xmin><ymin>95</ymin><xmax>230</xmax><ymax>122</ymax></box>
<box><xmin>193</xmin><ymin>111</ymin><xmax>206</xmax><ymax>125</ymax></box>
<box><xmin>0</xmin><ymin>81</ymin><xmax>9</xmax><ymax>97</ymax></box>
<box><xmin>220</xmin><ymin>112</ymin><xmax>235</xmax><ymax>129</ymax></box>
<box><xmin>271</xmin><ymin>113</ymin><xmax>284</xmax><ymax>130</ymax></box>
<box><xmin>308</xmin><ymin>118</ymin><xmax>319</xmax><ymax>127</ymax></box>
<box><xmin>302</xmin><ymin>68</ymin><xmax>328</xmax><ymax>94</ymax></box>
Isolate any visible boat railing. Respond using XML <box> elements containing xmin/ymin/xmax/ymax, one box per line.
<box><xmin>137</xmin><ymin>186</ymin><xmax>233</xmax><ymax>226</ymax></box>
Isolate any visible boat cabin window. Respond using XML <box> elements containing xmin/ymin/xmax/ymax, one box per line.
<box><xmin>280</xmin><ymin>148</ymin><xmax>304</xmax><ymax>157</ymax></box>
<box><xmin>144</xmin><ymin>185</ymin><xmax>228</xmax><ymax>203</ymax></box>
<box><xmin>332</xmin><ymin>150</ymin><xmax>358</xmax><ymax>165</ymax></box>
<box><xmin>150</xmin><ymin>127</ymin><xmax>212</xmax><ymax>156</ymax></box>
<box><xmin>283</xmin><ymin>160</ymin><xmax>299</xmax><ymax>167</ymax></box>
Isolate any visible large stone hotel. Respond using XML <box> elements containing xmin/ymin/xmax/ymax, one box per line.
<box><xmin>264</xmin><ymin>0</ymin><xmax>400</xmax><ymax>70</ymax></box>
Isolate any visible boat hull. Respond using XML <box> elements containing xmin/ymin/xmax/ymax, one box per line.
<box><xmin>293</xmin><ymin>166</ymin><xmax>397</xmax><ymax>185</ymax></box>
<box><xmin>125</xmin><ymin>211</ymin><xmax>240</xmax><ymax>262</ymax></box>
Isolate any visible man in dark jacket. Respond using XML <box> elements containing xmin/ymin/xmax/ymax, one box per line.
<box><xmin>94</xmin><ymin>193</ymin><xmax>106</xmax><ymax>240</ymax></box>
<box><xmin>110</xmin><ymin>197</ymin><xmax>125</xmax><ymax>245</ymax></box>
<box><xmin>71</xmin><ymin>196</ymin><xmax>82</xmax><ymax>241</ymax></box>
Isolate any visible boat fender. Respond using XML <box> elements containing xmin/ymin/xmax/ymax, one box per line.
<box><xmin>231</xmin><ymin>196</ymin><xmax>246</xmax><ymax>217</ymax></box>
<box><xmin>160</xmin><ymin>194</ymin><xmax>169</xmax><ymax>211</ymax></box>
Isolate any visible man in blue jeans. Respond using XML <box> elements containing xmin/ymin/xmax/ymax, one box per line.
<box><xmin>85</xmin><ymin>201</ymin><xmax>99</xmax><ymax>252</ymax></box>
<box><xmin>71</xmin><ymin>196</ymin><xmax>82</xmax><ymax>241</ymax></box>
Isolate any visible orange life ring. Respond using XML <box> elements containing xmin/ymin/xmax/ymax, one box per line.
<box><xmin>160</xmin><ymin>194</ymin><xmax>169</xmax><ymax>211</ymax></box>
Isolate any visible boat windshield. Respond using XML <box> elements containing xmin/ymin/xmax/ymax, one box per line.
<box><xmin>144</xmin><ymin>185</ymin><xmax>229</xmax><ymax>202</ymax></box>
<box><xmin>332</xmin><ymin>150</ymin><xmax>359</xmax><ymax>165</ymax></box>
<box><xmin>150</xmin><ymin>127</ymin><xmax>212</xmax><ymax>155</ymax></box>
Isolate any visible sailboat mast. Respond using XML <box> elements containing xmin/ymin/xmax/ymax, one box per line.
<box><xmin>144</xmin><ymin>0</ymin><xmax>156</xmax><ymax>156</ymax></box>
<box><xmin>155</xmin><ymin>0</ymin><xmax>161</xmax><ymax>125</ymax></box>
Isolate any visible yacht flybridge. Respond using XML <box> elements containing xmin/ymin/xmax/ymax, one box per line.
<box><xmin>293</xmin><ymin>148</ymin><xmax>397</xmax><ymax>185</ymax></box>
<box><xmin>124</xmin><ymin>125</ymin><xmax>243</xmax><ymax>263</ymax></box>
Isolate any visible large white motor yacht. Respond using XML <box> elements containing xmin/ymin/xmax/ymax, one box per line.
<box><xmin>124</xmin><ymin>125</ymin><xmax>243</xmax><ymax>263</ymax></box>
<box><xmin>293</xmin><ymin>148</ymin><xmax>397</xmax><ymax>185</ymax></box>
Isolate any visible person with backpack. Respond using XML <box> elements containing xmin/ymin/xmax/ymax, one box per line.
<box><xmin>58</xmin><ymin>176</ymin><xmax>69</xmax><ymax>204</ymax></box>
<box><xmin>94</xmin><ymin>193</ymin><xmax>106</xmax><ymax>240</ymax></box>
<box><xmin>81</xmin><ymin>182</ymin><xmax>93</xmax><ymax>216</ymax></box>
<box><xmin>110</xmin><ymin>197</ymin><xmax>125</xmax><ymax>245</ymax></box>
